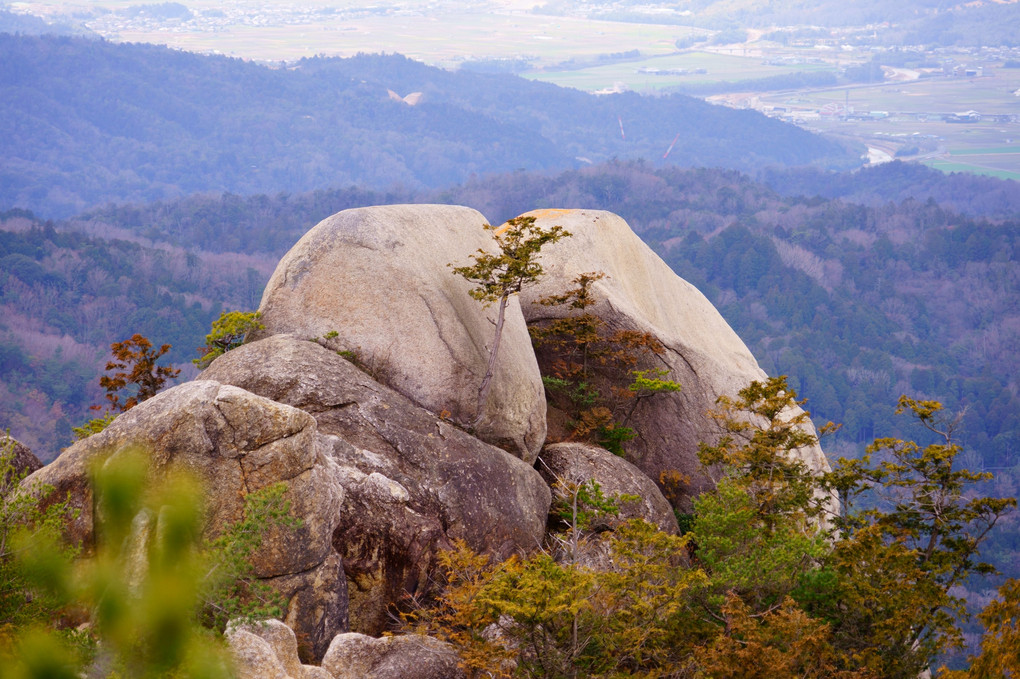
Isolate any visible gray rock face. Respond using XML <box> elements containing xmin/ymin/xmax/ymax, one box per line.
<box><xmin>256</xmin><ymin>204</ymin><xmax>546</xmax><ymax>462</ymax></box>
<box><xmin>203</xmin><ymin>334</ymin><xmax>552</xmax><ymax>635</ymax></box>
<box><xmin>227</xmin><ymin>619</ymin><xmax>311</xmax><ymax>679</ymax></box>
<box><xmin>328</xmin><ymin>466</ymin><xmax>446</xmax><ymax>635</ymax></box>
<box><xmin>321</xmin><ymin>633</ymin><xmax>465</xmax><ymax>679</ymax></box>
<box><xmin>539</xmin><ymin>442</ymin><xmax>679</xmax><ymax>535</ymax></box>
<box><xmin>19</xmin><ymin>381</ymin><xmax>347</xmax><ymax>661</ymax></box>
<box><xmin>518</xmin><ymin>209</ymin><xmax>830</xmax><ymax>506</ymax></box>
<box><xmin>1</xmin><ymin>433</ymin><xmax>42</xmax><ymax>494</ymax></box>
<box><xmin>226</xmin><ymin>620</ymin><xmax>336</xmax><ymax>679</ymax></box>
<box><xmin>226</xmin><ymin>628</ymin><xmax>289</xmax><ymax>679</ymax></box>
<box><xmin>267</xmin><ymin>551</ymin><xmax>350</xmax><ymax>662</ymax></box>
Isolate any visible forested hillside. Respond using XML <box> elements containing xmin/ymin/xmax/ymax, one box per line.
<box><xmin>760</xmin><ymin>162</ymin><xmax>1020</xmax><ymax>222</ymax></box>
<box><xmin>0</xmin><ymin>209</ymin><xmax>275</xmax><ymax>453</ymax></box>
<box><xmin>0</xmin><ymin>8</ymin><xmax>88</xmax><ymax>36</ymax></box>
<box><xmin>6</xmin><ymin>162</ymin><xmax>1017</xmax><ymax>470</ymax></box>
<box><xmin>3</xmin><ymin>164</ymin><xmax>1018</xmax><ymax>640</ymax></box>
<box><xmin>0</xmin><ymin>33</ymin><xmax>858</xmax><ymax>219</ymax></box>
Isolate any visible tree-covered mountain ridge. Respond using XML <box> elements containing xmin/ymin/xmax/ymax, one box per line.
<box><xmin>3</xmin><ymin>194</ymin><xmax>1018</xmax><ymax>677</ymax></box>
<box><xmin>4</xmin><ymin>161</ymin><xmax>1017</xmax><ymax>473</ymax></box>
<box><xmin>0</xmin><ymin>33</ymin><xmax>861</xmax><ymax>219</ymax></box>
<box><xmin>1</xmin><ymin>161</ymin><xmax>1018</xmax><ymax>666</ymax></box>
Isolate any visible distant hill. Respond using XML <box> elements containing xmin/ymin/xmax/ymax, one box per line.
<box><xmin>0</xmin><ymin>8</ymin><xmax>90</xmax><ymax>37</ymax></box>
<box><xmin>759</xmin><ymin>162</ymin><xmax>1020</xmax><ymax>221</ymax></box>
<box><xmin>0</xmin><ymin>33</ymin><xmax>860</xmax><ymax>218</ymax></box>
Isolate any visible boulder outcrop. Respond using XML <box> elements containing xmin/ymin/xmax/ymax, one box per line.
<box><xmin>226</xmin><ymin>620</ymin><xmax>331</xmax><ymax>679</ymax></box>
<box><xmin>517</xmin><ymin>209</ymin><xmax>830</xmax><ymax>504</ymax></box>
<box><xmin>321</xmin><ymin>633</ymin><xmax>464</xmax><ymax>679</ymax></box>
<box><xmin>6</xmin><ymin>201</ymin><xmax>844</xmax><ymax>678</ymax></box>
<box><xmin>538</xmin><ymin>442</ymin><xmax>679</xmax><ymax>535</ymax></box>
<box><xmin>19</xmin><ymin>381</ymin><xmax>347</xmax><ymax>660</ymax></box>
<box><xmin>255</xmin><ymin>204</ymin><xmax>546</xmax><ymax>462</ymax></box>
<box><xmin>226</xmin><ymin>628</ymin><xmax>290</xmax><ymax>679</ymax></box>
<box><xmin>229</xmin><ymin>620</ymin><xmax>304</xmax><ymax>679</ymax></box>
<box><xmin>1</xmin><ymin>433</ymin><xmax>42</xmax><ymax>492</ymax></box>
<box><xmin>202</xmin><ymin>334</ymin><xmax>552</xmax><ymax>635</ymax></box>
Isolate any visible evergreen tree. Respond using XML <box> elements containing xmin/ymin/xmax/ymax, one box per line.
<box><xmin>450</xmin><ymin>216</ymin><xmax>568</xmax><ymax>427</ymax></box>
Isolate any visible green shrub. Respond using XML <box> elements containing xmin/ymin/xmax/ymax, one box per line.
<box><xmin>194</xmin><ymin>311</ymin><xmax>263</xmax><ymax>369</ymax></box>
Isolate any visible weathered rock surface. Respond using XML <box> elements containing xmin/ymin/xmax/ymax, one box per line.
<box><xmin>1</xmin><ymin>433</ymin><xmax>42</xmax><ymax>492</ymax></box>
<box><xmin>328</xmin><ymin>466</ymin><xmax>446</xmax><ymax>635</ymax></box>
<box><xmin>266</xmin><ymin>551</ymin><xmax>349</xmax><ymax>662</ymax></box>
<box><xmin>321</xmin><ymin>633</ymin><xmax>465</xmax><ymax>679</ymax></box>
<box><xmin>229</xmin><ymin>620</ymin><xmax>303</xmax><ymax>678</ymax></box>
<box><xmin>538</xmin><ymin>442</ymin><xmax>679</xmax><ymax>535</ymax></box>
<box><xmin>19</xmin><ymin>381</ymin><xmax>347</xmax><ymax>660</ymax></box>
<box><xmin>518</xmin><ymin>209</ymin><xmax>830</xmax><ymax>505</ymax></box>
<box><xmin>227</xmin><ymin>619</ymin><xmax>335</xmax><ymax>679</ymax></box>
<box><xmin>203</xmin><ymin>334</ymin><xmax>552</xmax><ymax>634</ymax></box>
<box><xmin>255</xmin><ymin>204</ymin><xmax>546</xmax><ymax>462</ymax></box>
<box><xmin>226</xmin><ymin>628</ymin><xmax>289</xmax><ymax>679</ymax></box>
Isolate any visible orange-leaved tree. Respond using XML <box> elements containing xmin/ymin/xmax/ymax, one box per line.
<box><xmin>100</xmin><ymin>334</ymin><xmax>180</xmax><ymax>412</ymax></box>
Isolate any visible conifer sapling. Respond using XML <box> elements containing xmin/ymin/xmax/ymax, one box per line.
<box><xmin>450</xmin><ymin>215</ymin><xmax>568</xmax><ymax>428</ymax></box>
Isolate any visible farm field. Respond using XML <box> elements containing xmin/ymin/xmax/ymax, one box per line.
<box><xmin>924</xmin><ymin>144</ymin><xmax>1020</xmax><ymax>179</ymax></box>
<box><xmin>704</xmin><ymin>62</ymin><xmax>1020</xmax><ymax>176</ymax></box>
<box><xmin>84</xmin><ymin>7</ymin><xmax>697</xmax><ymax>68</ymax></box>
<box><xmin>807</xmin><ymin>117</ymin><xmax>1020</xmax><ymax>179</ymax></box>
<box><xmin>924</xmin><ymin>158</ymin><xmax>1020</xmax><ymax>179</ymax></box>
<box><xmin>525</xmin><ymin>50</ymin><xmax>834</xmax><ymax>92</ymax></box>
<box><xmin>777</xmin><ymin>71</ymin><xmax>1020</xmax><ymax>116</ymax></box>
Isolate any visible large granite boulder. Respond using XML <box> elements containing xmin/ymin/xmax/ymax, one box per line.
<box><xmin>255</xmin><ymin>204</ymin><xmax>546</xmax><ymax>463</ymax></box>
<box><xmin>19</xmin><ymin>381</ymin><xmax>347</xmax><ymax>661</ymax></box>
<box><xmin>538</xmin><ymin>442</ymin><xmax>679</xmax><ymax>535</ymax></box>
<box><xmin>321</xmin><ymin>633</ymin><xmax>464</xmax><ymax>679</ymax></box>
<box><xmin>203</xmin><ymin>334</ymin><xmax>552</xmax><ymax>635</ymax></box>
<box><xmin>517</xmin><ymin>209</ymin><xmax>830</xmax><ymax>505</ymax></box>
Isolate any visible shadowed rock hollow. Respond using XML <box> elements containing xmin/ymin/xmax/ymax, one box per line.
<box><xmin>517</xmin><ymin>208</ymin><xmax>830</xmax><ymax>504</ymax></box>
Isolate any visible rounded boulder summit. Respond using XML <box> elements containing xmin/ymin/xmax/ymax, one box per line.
<box><xmin>255</xmin><ymin>204</ymin><xmax>547</xmax><ymax>463</ymax></box>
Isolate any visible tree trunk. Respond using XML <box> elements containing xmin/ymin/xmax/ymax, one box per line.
<box><xmin>473</xmin><ymin>293</ymin><xmax>509</xmax><ymax>429</ymax></box>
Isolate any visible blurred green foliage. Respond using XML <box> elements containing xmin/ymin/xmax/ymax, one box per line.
<box><xmin>0</xmin><ymin>448</ymin><xmax>300</xmax><ymax>678</ymax></box>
